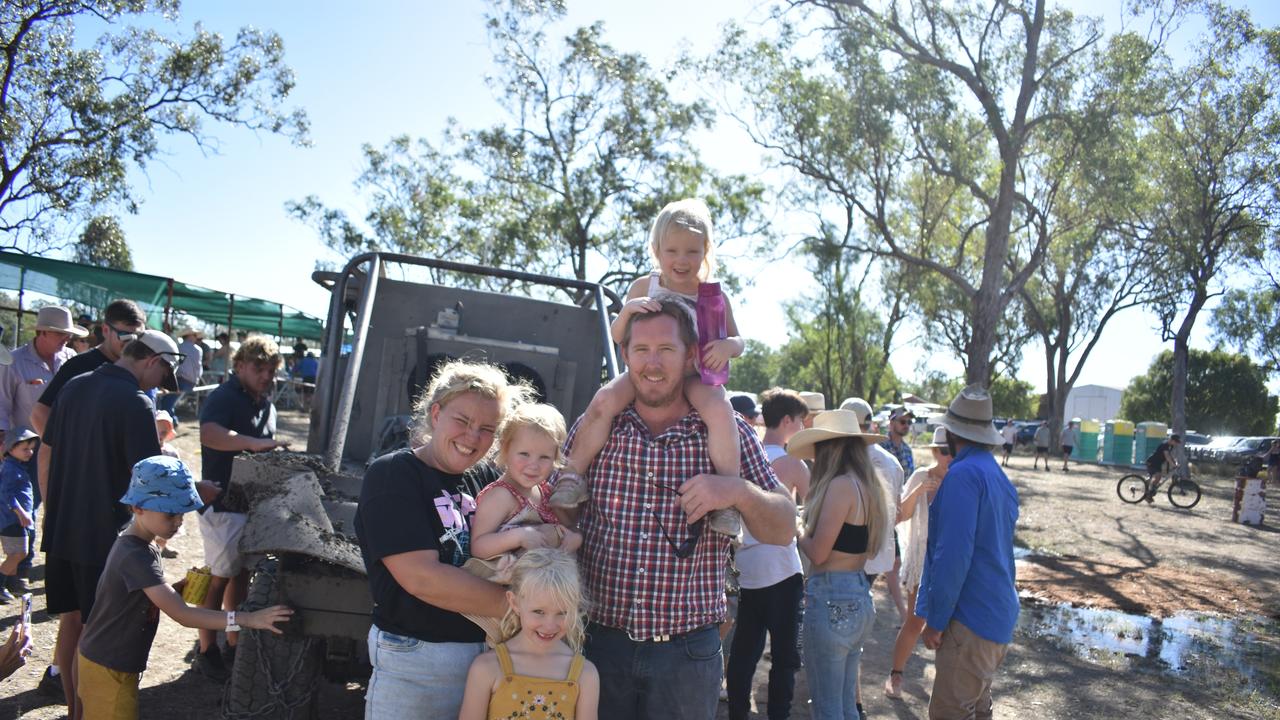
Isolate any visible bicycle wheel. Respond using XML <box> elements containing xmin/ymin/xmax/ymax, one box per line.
<box><xmin>1167</xmin><ymin>479</ymin><xmax>1202</xmax><ymax>509</ymax></box>
<box><xmin>1117</xmin><ymin>474</ymin><xmax>1149</xmax><ymax>504</ymax></box>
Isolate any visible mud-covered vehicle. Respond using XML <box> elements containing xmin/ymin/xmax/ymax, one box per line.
<box><xmin>221</xmin><ymin>253</ymin><xmax>619</xmax><ymax>718</ymax></box>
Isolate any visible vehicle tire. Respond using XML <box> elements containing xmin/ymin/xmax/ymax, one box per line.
<box><xmin>1167</xmin><ymin>479</ymin><xmax>1202</xmax><ymax>509</ymax></box>
<box><xmin>1116</xmin><ymin>474</ymin><xmax>1149</xmax><ymax>504</ymax></box>
<box><xmin>223</xmin><ymin>559</ymin><xmax>322</xmax><ymax>719</ymax></box>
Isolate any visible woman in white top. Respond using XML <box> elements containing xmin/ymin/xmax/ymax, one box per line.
<box><xmin>883</xmin><ymin>427</ymin><xmax>950</xmax><ymax>699</ymax></box>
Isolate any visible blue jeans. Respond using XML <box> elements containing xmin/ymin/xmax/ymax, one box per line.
<box><xmin>584</xmin><ymin>622</ymin><xmax>722</xmax><ymax>720</ymax></box>
<box><xmin>364</xmin><ymin>625</ymin><xmax>483</xmax><ymax>720</ymax></box>
<box><xmin>803</xmin><ymin>572</ymin><xmax>875</xmax><ymax>720</ymax></box>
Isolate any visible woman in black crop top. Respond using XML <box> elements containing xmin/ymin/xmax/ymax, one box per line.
<box><xmin>786</xmin><ymin>410</ymin><xmax>894</xmax><ymax>720</ymax></box>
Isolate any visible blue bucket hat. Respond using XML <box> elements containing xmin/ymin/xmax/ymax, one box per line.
<box><xmin>119</xmin><ymin>456</ymin><xmax>202</xmax><ymax>514</ymax></box>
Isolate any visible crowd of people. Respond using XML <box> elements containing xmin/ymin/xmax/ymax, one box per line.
<box><xmin>0</xmin><ymin>197</ymin><xmax>1029</xmax><ymax>720</ymax></box>
<box><xmin>0</xmin><ymin>299</ymin><xmax>291</xmax><ymax>718</ymax></box>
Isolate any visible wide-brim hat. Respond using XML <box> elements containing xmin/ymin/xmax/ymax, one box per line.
<box><xmin>34</xmin><ymin>306</ymin><xmax>88</xmax><ymax>337</ymax></box>
<box><xmin>119</xmin><ymin>455</ymin><xmax>201</xmax><ymax>514</ymax></box>
<box><xmin>936</xmin><ymin>384</ymin><xmax>1004</xmax><ymax>446</ymax></box>
<box><xmin>799</xmin><ymin>391</ymin><xmax>826</xmax><ymax>414</ymax></box>
<box><xmin>4</xmin><ymin>426</ymin><xmax>38</xmax><ymax>455</ymax></box>
<box><xmin>787</xmin><ymin>410</ymin><xmax>887</xmax><ymax>460</ymax></box>
<box><xmin>178</xmin><ymin>326</ymin><xmax>204</xmax><ymax>339</ymax></box>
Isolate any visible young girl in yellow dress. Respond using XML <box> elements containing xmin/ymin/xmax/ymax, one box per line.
<box><xmin>458</xmin><ymin>548</ymin><xmax>599</xmax><ymax>720</ymax></box>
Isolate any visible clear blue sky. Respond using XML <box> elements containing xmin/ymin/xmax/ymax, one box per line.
<box><xmin>84</xmin><ymin>0</ymin><xmax>1279</xmax><ymax>395</ymax></box>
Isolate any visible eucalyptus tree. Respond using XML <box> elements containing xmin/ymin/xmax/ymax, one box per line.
<box><xmin>0</xmin><ymin>0</ymin><xmax>308</xmax><ymax>249</ymax></box>
<box><xmin>1122</xmin><ymin>3</ymin><xmax>1280</xmax><ymax>438</ymax></box>
<box><xmin>291</xmin><ymin>0</ymin><xmax>768</xmax><ymax>297</ymax></box>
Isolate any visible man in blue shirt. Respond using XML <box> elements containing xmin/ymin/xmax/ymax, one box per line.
<box><xmin>917</xmin><ymin>385</ymin><xmax>1019</xmax><ymax>720</ymax></box>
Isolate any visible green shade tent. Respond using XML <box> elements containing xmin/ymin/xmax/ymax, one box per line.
<box><xmin>0</xmin><ymin>251</ymin><xmax>323</xmax><ymax>341</ymax></box>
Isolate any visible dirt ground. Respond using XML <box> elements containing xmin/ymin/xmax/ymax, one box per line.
<box><xmin>1</xmin><ymin>422</ymin><xmax>1276</xmax><ymax>719</ymax></box>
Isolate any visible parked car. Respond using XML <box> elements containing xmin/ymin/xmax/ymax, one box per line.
<box><xmin>1220</xmin><ymin>436</ymin><xmax>1280</xmax><ymax>468</ymax></box>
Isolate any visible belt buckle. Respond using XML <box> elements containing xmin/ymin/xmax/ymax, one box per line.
<box><xmin>627</xmin><ymin>630</ymin><xmax>672</xmax><ymax>643</ymax></box>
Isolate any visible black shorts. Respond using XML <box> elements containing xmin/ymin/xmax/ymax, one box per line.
<box><xmin>1062</xmin><ymin>446</ymin><xmax>1073</xmax><ymax>455</ymax></box>
<box><xmin>1036</xmin><ymin>446</ymin><xmax>1049</xmax><ymax>453</ymax></box>
<box><xmin>45</xmin><ymin>555</ymin><xmax>106</xmax><ymax>619</ymax></box>
<box><xmin>1146</xmin><ymin>461</ymin><xmax>1163</xmax><ymax>476</ymax></box>
<box><xmin>0</xmin><ymin>523</ymin><xmax>24</xmax><ymax>538</ymax></box>
<box><xmin>1003</xmin><ymin>443</ymin><xmax>1013</xmax><ymax>452</ymax></box>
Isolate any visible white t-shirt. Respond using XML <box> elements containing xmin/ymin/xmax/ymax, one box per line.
<box><xmin>737</xmin><ymin>445</ymin><xmax>803</xmax><ymax>589</ymax></box>
<box><xmin>863</xmin><ymin>443</ymin><xmax>904</xmax><ymax>575</ymax></box>
<box><xmin>1060</xmin><ymin>426</ymin><xmax>1076</xmax><ymax>447</ymax></box>
<box><xmin>1001</xmin><ymin>423</ymin><xmax>1017</xmax><ymax>444</ymax></box>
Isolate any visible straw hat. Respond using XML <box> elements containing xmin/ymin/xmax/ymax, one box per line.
<box><xmin>799</xmin><ymin>391</ymin><xmax>826</xmax><ymax>414</ymax></box>
<box><xmin>936</xmin><ymin>384</ymin><xmax>1004</xmax><ymax>446</ymax></box>
<box><xmin>34</xmin><ymin>306</ymin><xmax>88</xmax><ymax>337</ymax></box>
<box><xmin>178</xmin><ymin>327</ymin><xmax>204</xmax><ymax>340</ymax></box>
<box><xmin>786</xmin><ymin>410</ymin><xmax>887</xmax><ymax>460</ymax></box>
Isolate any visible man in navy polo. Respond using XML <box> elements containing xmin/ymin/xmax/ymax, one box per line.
<box><xmin>193</xmin><ymin>335</ymin><xmax>288</xmax><ymax>681</ymax></box>
<box><xmin>41</xmin><ymin>330</ymin><xmax>178</xmax><ymax>715</ymax></box>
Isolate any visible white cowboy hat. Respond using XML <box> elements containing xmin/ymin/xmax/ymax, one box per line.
<box><xmin>786</xmin><ymin>410</ymin><xmax>887</xmax><ymax>460</ymax></box>
<box><xmin>799</xmin><ymin>391</ymin><xmax>826</xmax><ymax>414</ymax></box>
<box><xmin>34</xmin><ymin>306</ymin><xmax>89</xmax><ymax>337</ymax></box>
<box><xmin>178</xmin><ymin>326</ymin><xmax>204</xmax><ymax>339</ymax></box>
<box><xmin>936</xmin><ymin>384</ymin><xmax>1004</xmax><ymax>446</ymax></box>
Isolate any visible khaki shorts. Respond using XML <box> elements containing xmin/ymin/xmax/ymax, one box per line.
<box><xmin>198</xmin><ymin>508</ymin><xmax>248</xmax><ymax>578</ymax></box>
<box><xmin>77</xmin><ymin>651</ymin><xmax>139</xmax><ymax>720</ymax></box>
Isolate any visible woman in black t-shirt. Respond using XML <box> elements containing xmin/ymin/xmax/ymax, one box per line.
<box><xmin>355</xmin><ymin>360</ymin><xmax>531</xmax><ymax>719</ymax></box>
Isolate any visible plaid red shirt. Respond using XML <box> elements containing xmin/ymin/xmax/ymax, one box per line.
<box><xmin>565</xmin><ymin>407</ymin><xmax>780</xmax><ymax>639</ymax></box>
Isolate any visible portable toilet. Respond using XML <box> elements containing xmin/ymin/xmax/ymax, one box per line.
<box><xmin>1103</xmin><ymin>419</ymin><xmax>1135</xmax><ymax>465</ymax></box>
<box><xmin>1133</xmin><ymin>421</ymin><xmax>1168</xmax><ymax>464</ymax></box>
<box><xmin>1072</xmin><ymin>419</ymin><xmax>1100</xmax><ymax>462</ymax></box>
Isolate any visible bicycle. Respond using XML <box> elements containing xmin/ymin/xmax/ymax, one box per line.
<box><xmin>1116</xmin><ymin>471</ymin><xmax>1202</xmax><ymax>508</ymax></box>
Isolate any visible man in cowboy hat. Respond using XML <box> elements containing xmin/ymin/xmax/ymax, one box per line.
<box><xmin>0</xmin><ymin>306</ymin><xmax>83</xmax><ymax>599</ymax></box>
<box><xmin>918</xmin><ymin>385</ymin><xmax>1019</xmax><ymax>720</ymax></box>
<box><xmin>564</xmin><ymin>298</ymin><xmax>795</xmax><ymax>720</ymax></box>
<box><xmin>798</xmin><ymin>391</ymin><xmax>825</xmax><ymax>428</ymax></box>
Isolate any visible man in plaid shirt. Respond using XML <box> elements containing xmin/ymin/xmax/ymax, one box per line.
<box><xmin>564</xmin><ymin>299</ymin><xmax>797</xmax><ymax>720</ymax></box>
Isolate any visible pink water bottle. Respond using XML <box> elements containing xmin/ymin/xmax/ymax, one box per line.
<box><xmin>696</xmin><ymin>282</ymin><xmax>729</xmax><ymax>386</ymax></box>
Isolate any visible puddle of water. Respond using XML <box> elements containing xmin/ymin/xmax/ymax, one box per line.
<box><xmin>1017</xmin><ymin>600</ymin><xmax>1280</xmax><ymax>694</ymax></box>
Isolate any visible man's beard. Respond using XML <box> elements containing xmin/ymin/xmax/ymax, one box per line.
<box><xmin>631</xmin><ymin>372</ymin><xmax>683</xmax><ymax>409</ymax></box>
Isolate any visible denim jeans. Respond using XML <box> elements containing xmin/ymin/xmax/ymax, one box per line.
<box><xmin>585</xmin><ymin>622</ymin><xmax>722</xmax><ymax>720</ymax></box>
<box><xmin>726</xmin><ymin>572</ymin><xmax>803</xmax><ymax>720</ymax></box>
<box><xmin>803</xmin><ymin>572</ymin><xmax>875</xmax><ymax>720</ymax></box>
<box><xmin>364</xmin><ymin>625</ymin><xmax>483</xmax><ymax>720</ymax></box>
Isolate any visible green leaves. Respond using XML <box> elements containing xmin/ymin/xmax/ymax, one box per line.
<box><xmin>0</xmin><ymin>0</ymin><xmax>308</xmax><ymax>249</ymax></box>
<box><xmin>291</xmin><ymin>0</ymin><xmax>770</xmax><ymax>298</ymax></box>
<box><xmin>1120</xmin><ymin>348</ymin><xmax>1277</xmax><ymax>435</ymax></box>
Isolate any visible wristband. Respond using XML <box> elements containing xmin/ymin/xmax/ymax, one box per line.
<box><xmin>226</xmin><ymin>610</ymin><xmax>241</xmax><ymax>633</ymax></box>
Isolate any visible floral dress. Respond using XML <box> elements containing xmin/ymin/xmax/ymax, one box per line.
<box><xmin>486</xmin><ymin>643</ymin><xmax>584</xmax><ymax>719</ymax></box>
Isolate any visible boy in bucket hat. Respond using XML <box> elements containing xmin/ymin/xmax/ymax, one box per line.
<box><xmin>76</xmin><ymin>456</ymin><xmax>292</xmax><ymax>719</ymax></box>
<box><xmin>0</xmin><ymin>427</ymin><xmax>38</xmax><ymax>601</ymax></box>
<box><xmin>917</xmin><ymin>385</ymin><xmax>1019</xmax><ymax>719</ymax></box>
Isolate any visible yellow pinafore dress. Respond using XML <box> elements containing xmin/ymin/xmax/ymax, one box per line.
<box><xmin>486</xmin><ymin>643</ymin><xmax>584</xmax><ymax>720</ymax></box>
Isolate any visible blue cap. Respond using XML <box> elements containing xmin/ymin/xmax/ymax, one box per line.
<box><xmin>119</xmin><ymin>456</ymin><xmax>202</xmax><ymax>514</ymax></box>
